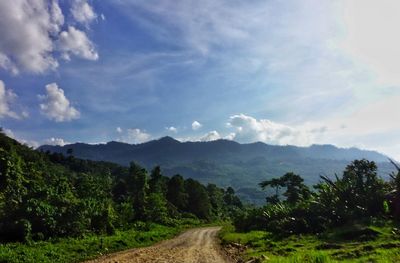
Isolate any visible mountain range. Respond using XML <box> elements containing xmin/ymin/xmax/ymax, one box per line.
<box><xmin>39</xmin><ymin>137</ymin><xmax>394</xmax><ymax>204</ymax></box>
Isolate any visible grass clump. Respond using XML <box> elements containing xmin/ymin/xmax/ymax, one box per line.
<box><xmin>220</xmin><ymin>221</ymin><xmax>400</xmax><ymax>263</ymax></box>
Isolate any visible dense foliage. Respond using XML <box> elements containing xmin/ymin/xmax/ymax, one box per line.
<box><xmin>0</xmin><ymin>131</ymin><xmax>242</xmax><ymax>243</ymax></box>
<box><xmin>233</xmin><ymin>159</ymin><xmax>399</xmax><ymax>235</ymax></box>
<box><xmin>40</xmin><ymin>137</ymin><xmax>394</xmax><ymax>205</ymax></box>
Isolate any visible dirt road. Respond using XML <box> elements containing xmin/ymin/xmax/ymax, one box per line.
<box><xmin>85</xmin><ymin>227</ymin><xmax>231</xmax><ymax>263</ymax></box>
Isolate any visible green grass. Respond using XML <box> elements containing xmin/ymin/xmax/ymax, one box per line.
<box><xmin>220</xmin><ymin>221</ymin><xmax>400</xmax><ymax>263</ymax></box>
<box><xmin>0</xmin><ymin>219</ymin><xmax>201</xmax><ymax>263</ymax></box>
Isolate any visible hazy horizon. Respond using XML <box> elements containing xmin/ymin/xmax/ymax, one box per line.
<box><xmin>1</xmin><ymin>1</ymin><xmax>400</xmax><ymax>159</ymax></box>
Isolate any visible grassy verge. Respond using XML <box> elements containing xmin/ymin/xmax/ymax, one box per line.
<box><xmin>0</xmin><ymin>219</ymin><xmax>201</xmax><ymax>263</ymax></box>
<box><xmin>220</xmin><ymin>221</ymin><xmax>400</xmax><ymax>262</ymax></box>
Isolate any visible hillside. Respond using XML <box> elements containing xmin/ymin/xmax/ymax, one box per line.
<box><xmin>39</xmin><ymin>137</ymin><xmax>394</xmax><ymax>204</ymax></box>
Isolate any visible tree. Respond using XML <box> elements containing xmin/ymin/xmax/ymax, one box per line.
<box><xmin>74</xmin><ymin>172</ymin><xmax>115</xmax><ymax>234</ymax></box>
<box><xmin>128</xmin><ymin>162</ymin><xmax>149</xmax><ymax>220</ymax></box>
<box><xmin>223</xmin><ymin>187</ymin><xmax>243</xmax><ymax>208</ymax></box>
<box><xmin>343</xmin><ymin>159</ymin><xmax>385</xmax><ymax>215</ymax></box>
<box><xmin>167</xmin><ymin>174</ymin><xmax>188</xmax><ymax>211</ymax></box>
<box><xmin>0</xmin><ymin>147</ymin><xmax>29</xmax><ymax>241</ymax></box>
<box><xmin>207</xmin><ymin>184</ymin><xmax>224</xmax><ymax>218</ymax></box>
<box><xmin>388</xmin><ymin>159</ymin><xmax>400</xmax><ymax>219</ymax></box>
<box><xmin>319</xmin><ymin>159</ymin><xmax>386</xmax><ymax>221</ymax></box>
<box><xmin>146</xmin><ymin>193</ymin><xmax>169</xmax><ymax>223</ymax></box>
<box><xmin>260</xmin><ymin>172</ymin><xmax>310</xmax><ymax>205</ymax></box>
<box><xmin>281</xmin><ymin>172</ymin><xmax>310</xmax><ymax>205</ymax></box>
<box><xmin>185</xmin><ymin>179</ymin><xmax>211</xmax><ymax>220</ymax></box>
<box><xmin>149</xmin><ymin>166</ymin><xmax>167</xmax><ymax>195</ymax></box>
<box><xmin>259</xmin><ymin>178</ymin><xmax>285</xmax><ymax>204</ymax></box>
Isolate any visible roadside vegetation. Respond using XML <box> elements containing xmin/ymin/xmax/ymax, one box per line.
<box><xmin>221</xmin><ymin>220</ymin><xmax>400</xmax><ymax>262</ymax></box>
<box><xmin>0</xmin><ymin>130</ymin><xmax>242</xmax><ymax>262</ymax></box>
<box><xmin>222</xmin><ymin>158</ymin><xmax>400</xmax><ymax>262</ymax></box>
<box><xmin>0</xmin><ymin>221</ymin><xmax>198</xmax><ymax>263</ymax></box>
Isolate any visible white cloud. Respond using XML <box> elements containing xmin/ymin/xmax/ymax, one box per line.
<box><xmin>166</xmin><ymin>126</ymin><xmax>178</xmax><ymax>133</ymax></box>
<box><xmin>192</xmin><ymin>120</ymin><xmax>202</xmax><ymax>130</ymax></box>
<box><xmin>116</xmin><ymin>127</ymin><xmax>123</xmax><ymax>133</ymax></box>
<box><xmin>200</xmin><ymin>130</ymin><xmax>221</xmax><ymax>141</ymax></box>
<box><xmin>0</xmin><ymin>80</ymin><xmax>20</xmax><ymax>119</ymax></box>
<box><xmin>227</xmin><ymin>114</ymin><xmax>318</xmax><ymax>146</ymax></box>
<box><xmin>0</xmin><ymin>53</ymin><xmax>18</xmax><ymax>75</ymax></box>
<box><xmin>49</xmin><ymin>0</ymin><xmax>64</xmax><ymax>34</ymax></box>
<box><xmin>21</xmin><ymin>110</ymin><xmax>29</xmax><ymax>118</ymax></box>
<box><xmin>0</xmin><ymin>0</ymin><xmax>62</xmax><ymax>73</ymax></box>
<box><xmin>44</xmin><ymin>137</ymin><xmax>69</xmax><ymax>146</ymax></box>
<box><xmin>71</xmin><ymin>0</ymin><xmax>97</xmax><ymax>26</ymax></box>
<box><xmin>222</xmin><ymin>103</ymin><xmax>400</xmax><ymax>158</ymax></box>
<box><xmin>223</xmin><ymin>132</ymin><xmax>236</xmax><ymax>140</ymax></box>
<box><xmin>58</xmin><ymin>26</ymin><xmax>98</xmax><ymax>61</ymax></box>
<box><xmin>1</xmin><ymin>128</ymin><xmax>39</xmax><ymax>148</ymax></box>
<box><xmin>127</xmin><ymin>128</ymin><xmax>151</xmax><ymax>143</ymax></box>
<box><xmin>20</xmin><ymin>138</ymin><xmax>39</xmax><ymax>148</ymax></box>
<box><xmin>118</xmin><ymin>128</ymin><xmax>151</xmax><ymax>144</ymax></box>
<box><xmin>0</xmin><ymin>0</ymin><xmax>98</xmax><ymax>74</ymax></box>
<box><xmin>39</xmin><ymin>83</ymin><xmax>80</xmax><ymax>122</ymax></box>
<box><xmin>2</xmin><ymin>128</ymin><xmax>15</xmax><ymax>138</ymax></box>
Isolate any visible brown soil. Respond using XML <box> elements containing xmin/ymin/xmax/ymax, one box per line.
<box><xmin>85</xmin><ymin>226</ymin><xmax>232</xmax><ymax>263</ymax></box>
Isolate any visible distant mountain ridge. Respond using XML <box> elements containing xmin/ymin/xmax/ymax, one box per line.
<box><xmin>39</xmin><ymin>136</ymin><xmax>388</xmax><ymax>164</ymax></box>
<box><xmin>39</xmin><ymin>137</ymin><xmax>393</xmax><ymax>204</ymax></box>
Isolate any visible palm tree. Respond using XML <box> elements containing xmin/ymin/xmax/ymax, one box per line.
<box><xmin>389</xmin><ymin>159</ymin><xmax>400</xmax><ymax>219</ymax></box>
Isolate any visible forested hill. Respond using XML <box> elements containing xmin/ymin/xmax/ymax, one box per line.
<box><xmin>0</xmin><ymin>132</ymin><xmax>242</xmax><ymax>243</ymax></box>
<box><xmin>39</xmin><ymin>137</ymin><xmax>393</xmax><ymax>204</ymax></box>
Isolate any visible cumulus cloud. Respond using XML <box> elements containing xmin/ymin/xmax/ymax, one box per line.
<box><xmin>223</xmin><ymin>133</ymin><xmax>236</xmax><ymax>140</ymax></box>
<box><xmin>39</xmin><ymin>83</ymin><xmax>80</xmax><ymax>122</ymax></box>
<box><xmin>116</xmin><ymin>127</ymin><xmax>123</xmax><ymax>133</ymax></box>
<box><xmin>2</xmin><ymin>128</ymin><xmax>15</xmax><ymax>138</ymax></box>
<box><xmin>49</xmin><ymin>0</ymin><xmax>64</xmax><ymax>33</ymax></box>
<box><xmin>0</xmin><ymin>80</ymin><xmax>20</xmax><ymax>119</ymax></box>
<box><xmin>166</xmin><ymin>126</ymin><xmax>178</xmax><ymax>133</ymax></box>
<box><xmin>117</xmin><ymin>128</ymin><xmax>151</xmax><ymax>144</ymax></box>
<box><xmin>192</xmin><ymin>121</ymin><xmax>202</xmax><ymax>130</ymax></box>
<box><xmin>0</xmin><ymin>0</ymin><xmax>62</xmax><ymax>73</ymax></box>
<box><xmin>227</xmin><ymin>114</ymin><xmax>317</xmax><ymax>146</ymax></box>
<box><xmin>0</xmin><ymin>53</ymin><xmax>18</xmax><ymax>75</ymax></box>
<box><xmin>44</xmin><ymin>137</ymin><xmax>69</xmax><ymax>146</ymax></box>
<box><xmin>58</xmin><ymin>26</ymin><xmax>98</xmax><ymax>61</ymax></box>
<box><xmin>200</xmin><ymin>130</ymin><xmax>221</xmax><ymax>141</ymax></box>
<box><xmin>1</xmin><ymin>128</ymin><xmax>39</xmax><ymax>148</ymax></box>
<box><xmin>71</xmin><ymin>0</ymin><xmax>97</xmax><ymax>26</ymax></box>
<box><xmin>128</xmin><ymin>128</ymin><xmax>151</xmax><ymax>143</ymax></box>
<box><xmin>0</xmin><ymin>0</ymin><xmax>98</xmax><ymax>74</ymax></box>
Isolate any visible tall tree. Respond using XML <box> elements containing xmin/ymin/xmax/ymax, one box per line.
<box><xmin>207</xmin><ymin>184</ymin><xmax>224</xmax><ymax>218</ymax></box>
<box><xmin>259</xmin><ymin>178</ymin><xmax>285</xmax><ymax>204</ymax></box>
<box><xmin>281</xmin><ymin>172</ymin><xmax>310</xmax><ymax>205</ymax></box>
<box><xmin>166</xmin><ymin>174</ymin><xmax>188</xmax><ymax>211</ymax></box>
<box><xmin>185</xmin><ymin>179</ymin><xmax>211</xmax><ymax>220</ymax></box>
<box><xmin>260</xmin><ymin>173</ymin><xmax>310</xmax><ymax>205</ymax></box>
<box><xmin>128</xmin><ymin>162</ymin><xmax>149</xmax><ymax>220</ymax></box>
<box><xmin>149</xmin><ymin>166</ymin><xmax>167</xmax><ymax>195</ymax></box>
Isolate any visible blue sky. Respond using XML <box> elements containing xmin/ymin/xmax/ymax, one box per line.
<box><xmin>1</xmin><ymin>0</ymin><xmax>400</xmax><ymax>159</ymax></box>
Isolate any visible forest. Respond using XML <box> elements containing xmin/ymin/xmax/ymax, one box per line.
<box><xmin>0</xmin><ymin>130</ymin><xmax>242</xmax><ymax>261</ymax></box>
<box><xmin>2</xmin><ymin>128</ymin><xmax>400</xmax><ymax>262</ymax></box>
<box><xmin>222</xmin><ymin>158</ymin><xmax>400</xmax><ymax>262</ymax></box>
